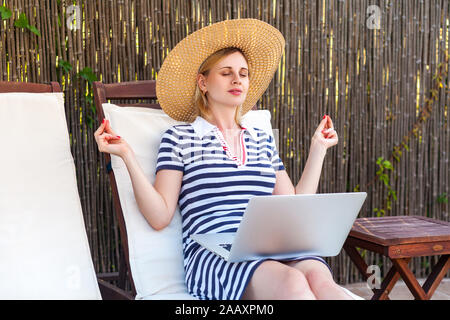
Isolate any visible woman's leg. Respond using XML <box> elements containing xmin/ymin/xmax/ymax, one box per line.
<box><xmin>283</xmin><ymin>259</ymin><xmax>353</xmax><ymax>300</ymax></box>
<box><xmin>241</xmin><ymin>260</ymin><xmax>316</xmax><ymax>300</ymax></box>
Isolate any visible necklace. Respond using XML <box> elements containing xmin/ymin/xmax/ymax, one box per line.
<box><xmin>213</xmin><ymin>127</ymin><xmax>247</xmax><ymax>167</ymax></box>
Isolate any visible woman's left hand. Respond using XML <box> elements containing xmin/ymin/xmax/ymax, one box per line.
<box><xmin>311</xmin><ymin>115</ymin><xmax>339</xmax><ymax>151</ymax></box>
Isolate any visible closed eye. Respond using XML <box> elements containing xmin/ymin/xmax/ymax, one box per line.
<box><xmin>223</xmin><ymin>73</ymin><xmax>248</xmax><ymax>77</ymax></box>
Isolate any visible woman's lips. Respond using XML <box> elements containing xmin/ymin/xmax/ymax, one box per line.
<box><xmin>228</xmin><ymin>90</ymin><xmax>242</xmax><ymax>96</ymax></box>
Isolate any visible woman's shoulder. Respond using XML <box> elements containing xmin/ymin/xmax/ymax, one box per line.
<box><xmin>163</xmin><ymin>123</ymin><xmax>196</xmax><ymax>137</ymax></box>
<box><xmin>242</xmin><ymin>125</ymin><xmax>274</xmax><ymax>142</ymax></box>
<box><xmin>163</xmin><ymin>123</ymin><xmax>194</xmax><ymax>140</ymax></box>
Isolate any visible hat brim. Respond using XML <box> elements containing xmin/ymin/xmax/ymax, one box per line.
<box><xmin>156</xmin><ymin>18</ymin><xmax>285</xmax><ymax>122</ymax></box>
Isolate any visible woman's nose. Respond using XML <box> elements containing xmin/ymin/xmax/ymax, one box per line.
<box><xmin>232</xmin><ymin>75</ymin><xmax>241</xmax><ymax>84</ymax></box>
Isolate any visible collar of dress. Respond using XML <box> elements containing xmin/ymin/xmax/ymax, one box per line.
<box><xmin>190</xmin><ymin>116</ymin><xmax>258</xmax><ymax>140</ymax></box>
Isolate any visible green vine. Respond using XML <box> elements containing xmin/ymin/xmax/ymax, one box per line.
<box><xmin>1</xmin><ymin>6</ymin><xmax>40</xmax><ymax>36</ymax></box>
<box><xmin>437</xmin><ymin>193</ymin><xmax>448</xmax><ymax>205</ymax></box>
<box><xmin>57</xmin><ymin>59</ymin><xmax>98</xmax><ymax>129</ymax></box>
<box><xmin>78</xmin><ymin>67</ymin><xmax>98</xmax><ymax>129</ymax></box>
<box><xmin>361</xmin><ymin>49</ymin><xmax>449</xmax><ymax>216</ymax></box>
<box><xmin>373</xmin><ymin>157</ymin><xmax>397</xmax><ymax>217</ymax></box>
<box><xmin>14</xmin><ymin>12</ymin><xmax>40</xmax><ymax>36</ymax></box>
<box><xmin>0</xmin><ymin>5</ymin><xmax>12</xmax><ymax>20</ymax></box>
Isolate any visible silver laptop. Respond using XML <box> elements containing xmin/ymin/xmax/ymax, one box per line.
<box><xmin>190</xmin><ymin>192</ymin><xmax>367</xmax><ymax>263</ymax></box>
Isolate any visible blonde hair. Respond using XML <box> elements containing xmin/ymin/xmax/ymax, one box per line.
<box><xmin>194</xmin><ymin>47</ymin><xmax>250</xmax><ymax>125</ymax></box>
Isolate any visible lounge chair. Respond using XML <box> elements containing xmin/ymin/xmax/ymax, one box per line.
<box><xmin>93</xmin><ymin>80</ymin><xmax>364</xmax><ymax>300</ymax></box>
<box><xmin>0</xmin><ymin>81</ymin><xmax>130</xmax><ymax>299</ymax></box>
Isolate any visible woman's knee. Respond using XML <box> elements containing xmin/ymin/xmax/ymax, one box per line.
<box><xmin>279</xmin><ymin>267</ymin><xmax>314</xmax><ymax>299</ymax></box>
<box><xmin>242</xmin><ymin>261</ymin><xmax>314</xmax><ymax>300</ymax></box>
<box><xmin>304</xmin><ymin>267</ymin><xmax>336</xmax><ymax>291</ymax></box>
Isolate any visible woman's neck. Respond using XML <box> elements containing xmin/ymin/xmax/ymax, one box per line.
<box><xmin>207</xmin><ymin>105</ymin><xmax>241</xmax><ymax>132</ymax></box>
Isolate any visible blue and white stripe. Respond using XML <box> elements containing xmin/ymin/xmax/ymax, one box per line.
<box><xmin>155</xmin><ymin>116</ymin><xmax>331</xmax><ymax>300</ymax></box>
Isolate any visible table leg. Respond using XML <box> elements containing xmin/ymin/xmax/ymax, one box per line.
<box><xmin>343</xmin><ymin>244</ymin><xmax>371</xmax><ymax>280</ymax></box>
<box><xmin>391</xmin><ymin>258</ymin><xmax>428</xmax><ymax>300</ymax></box>
<box><xmin>422</xmin><ymin>255</ymin><xmax>450</xmax><ymax>298</ymax></box>
<box><xmin>371</xmin><ymin>260</ymin><xmax>408</xmax><ymax>300</ymax></box>
<box><xmin>344</xmin><ymin>244</ymin><xmax>405</xmax><ymax>300</ymax></box>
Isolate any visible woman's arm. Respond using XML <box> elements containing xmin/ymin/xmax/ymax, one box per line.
<box><xmin>295</xmin><ymin>142</ymin><xmax>327</xmax><ymax>194</ymax></box>
<box><xmin>122</xmin><ymin>149</ymin><xmax>182</xmax><ymax>230</ymax></box>
<box><xmin>296</xmin><ymin>115</ymin><xmax>338</xmax><ymax>194</ymax></box>
<box><xmin>272</xmin><ymin>115</ymin><xmax>338</xmax><ymax>195</ymax></box>
<box><xmin>94</xmin><ymin>119</ymin><xmax>182</xmax><ymax>231</ymax></box>
<box><xmin>272</xmin><ymin>142</ymin><xmax>326</xmax><ymax>195</ymax></box>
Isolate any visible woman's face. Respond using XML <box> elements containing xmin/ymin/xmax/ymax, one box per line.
<box><xmin>198</xmin><ymin>51</ymin><xmax>250</xmax><ymax>110</ymax></box>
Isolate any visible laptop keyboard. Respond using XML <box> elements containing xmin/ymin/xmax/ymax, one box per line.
<box><xmin>219</xmin><ymin>243</ymin><xmax>232</xmax><ymax>252</ymax></box>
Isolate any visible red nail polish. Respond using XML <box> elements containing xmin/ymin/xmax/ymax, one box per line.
<box><xmin>102</xmin><ymin>119</ymin><xmax>105</xmax><ymax>124</ymax></box>
<box><xmin>117</xmin><ymin>136</ymin><xmax>121</xmax><ymax>139</ymax></box>
<box><xmin>323</xmin><ymin>115</ymin><xmax>326</xmax><ymax>119</ymax></box>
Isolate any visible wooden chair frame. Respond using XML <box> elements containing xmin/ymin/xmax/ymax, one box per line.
<box><xmin>0</xmin><ymin>81</ymin><xmax>61</xmax><ymax>93</ymax></box>
<box><xmin>93</xmin><ymin>80</ymin><xmax>160</xmax><ymax>298</ymax></box>
<box><xmin>0</xmin><ymin>81</ymin><xmax>132</xmax><ymax>300</ymax></box>
<box><xmin>92</xmin><ymin>80</ymin><xmax>259</xmax><ymax>299</ymax></box>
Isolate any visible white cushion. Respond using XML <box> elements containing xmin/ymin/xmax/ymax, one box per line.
<box><xmin>102</xmin><ymin>104</ymin><xmax>363</xmax><ymax>300</ymax></box>
<box><xmin>241</xmin><ymin>109</ymin><xmax>279</xmax><ymax>148</ymax></box>
<box><xmin>103</xmin><ymin>104</ymin><xmax>187</xmax><ymax>300</ymax></box>
<box><xmin>0</xmin><ymin>92</ymin><xmax>101</xmax><ymax>299</ymax></box>
<box><xmin>341</xmin><ymin>287</ymin><xmax>365</xmax><ymax>300</ymax></box>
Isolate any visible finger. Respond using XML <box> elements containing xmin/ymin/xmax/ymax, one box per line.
<box><xmin>323</xmin><ymin>129</ymin><xmax>336</xmax><ymax>138</ymax></box>
<box><xmin>327</xmin><ymin>131</ymin><xmax>337</xmax><ymax>139</ymax></box>
<box><xmin>94</xmin><ymin>119</ymin><xmax>107</xmax><ymax>136</ymax></box>
<box><xmin>321</xmin><ymin>128</ymin><xmax>332</xmax><ymax>137</ymax></box>
<box><xmin>104</xmin><ymin>134</ymin><xmax>121</xmax><ymax>140</ymax></box>
<box><xmin>100</xmin><ymin>132</ymin><xmax>115</xmax><ymax>141</ymax></box>
<box><xmin>317</xmin><ymin>115</ymin><xmax>329</xmax><ymax>132</ymax></box>
<box><xmin>326</xmin><ymin>116</ymin><xmax>334</xmax><ymax>129</ymax></box>
<box><xmin>104</xmin><ymin>119</ymin><xmax>118</xmax><ymax>136</ymax></box>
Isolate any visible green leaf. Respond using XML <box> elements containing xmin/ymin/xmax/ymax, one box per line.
<box><xmin>401</xmin><ymin>142</ymin><xmax>409</xmax><ymax>151</ymax></box>
<box><xmin>0</xmin><ymin>6</ymin><xmax>12</xmax><ymax>20</ymax></box>
<box><xmin>392</xmin><ymin>191</ymin><xmax>398</xmax><ymax>201</ymax></box>
<box><xmin>27</xmin><ymin>24</ymin><xmax>40</xmax><ymax>36</ymax></box>
<box><xmin>86</xmin><ymin>95</ymin><xmax>93</xmax><ymax>105</ymax></box>
<box><xmin>437</xmin><ymin>193</ymin><xmax>448</xmax><ymax>204</ymax></box>
<box><xmin>382</xmin><ymin>160</ymin><xmax>393</xmax><ymax>170</ymax></box>
<box><xmin>14</xmin><ymin>12</ymin><xmax>28</xmax><ymax>28</ymax></box>
<box><xmin>57</xmin><ymin>59</ymin><xmax>72</xmax><ymax>74</ymax></box>
<box><xmin>380</xmin><ymin>173</ymin><xmax>389</xmax><ymax>186</ymax></box>
<box><xmin>78</xmin><ymin>67</ymin><xmax>98</xmax><ymax>84</ymax></box>
<box><xmin>86</xmin><ymin>114</ymin><xmax>94</xmax><ymax>129</ymax></box>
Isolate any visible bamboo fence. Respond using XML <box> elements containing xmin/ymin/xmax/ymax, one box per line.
<box><xmin>0</xmin><ymin>0</ymin><xmax>449</xmax><ymax>284</ymax></box>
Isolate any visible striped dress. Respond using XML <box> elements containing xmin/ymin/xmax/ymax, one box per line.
<box><xmin>155</xmin><ymin>116</ymin><xmax>332</xmax><ymax>300</ymax></box>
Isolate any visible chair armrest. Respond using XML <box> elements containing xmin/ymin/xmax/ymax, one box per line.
<box><xmin>97</xmin><ymin>279</ymin><xmax>134</xmax><ymax>300</ymax></box>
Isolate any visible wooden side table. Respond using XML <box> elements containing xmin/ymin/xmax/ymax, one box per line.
<box><xmin>343</xmin><ymin>216</ymin><xmax>450</xmax><ymax>300</ymax></box>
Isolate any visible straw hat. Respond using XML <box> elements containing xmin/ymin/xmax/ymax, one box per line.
<box><xmin>156</xmin><ymin>18</ymin><xmax>285</xmax><ymax>122</ymax></box>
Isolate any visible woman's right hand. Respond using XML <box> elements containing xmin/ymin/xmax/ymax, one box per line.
<box><xmin>94</xmin><ymin>119</ymin><xmax>131</xmax><ymax>158</ymax></box>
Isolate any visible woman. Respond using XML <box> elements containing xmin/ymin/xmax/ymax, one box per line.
<box><xmin>94</xmin><ymin>19</ymin><xmax>349</xmax><ymax>300</ymax></box>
